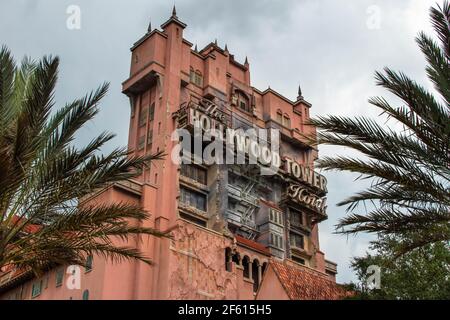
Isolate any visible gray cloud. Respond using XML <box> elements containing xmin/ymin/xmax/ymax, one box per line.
<box><xmin>0</xmin><ymin>0</ymin><xmax>434</xmax><ymax>283</ymax></box>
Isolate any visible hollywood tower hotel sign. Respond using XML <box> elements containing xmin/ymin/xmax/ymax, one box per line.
<box><xmin>0</xmin><ymin>8</ymin><xmax>345</xmax><ymax>300</ymax></box>
<box><xmin>174</xmin><ymin>97</ymin><xmax>328</xmax><ymax>217</ymax></box>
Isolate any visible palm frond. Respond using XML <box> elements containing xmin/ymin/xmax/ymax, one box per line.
<box><xmin>310</xmin><ymin>2</ymin><xmax>450</xmax><ymax>255</ymax></box>
<box><xmin>0</xmin><ymin>47</ymin><xmax>166</xmax><ymax>274</ymax></box>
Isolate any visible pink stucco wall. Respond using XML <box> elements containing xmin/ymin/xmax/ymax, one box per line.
<box><xmin>256</xmin><ymin>266</ymin><xmax>289</xmax><ymax>300</ymax></box>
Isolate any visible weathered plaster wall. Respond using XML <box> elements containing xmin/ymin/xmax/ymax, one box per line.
<box><xmin>167</xmin><ymin>221</ymin><xmax>238</xmax><ymax>299</ymax></box>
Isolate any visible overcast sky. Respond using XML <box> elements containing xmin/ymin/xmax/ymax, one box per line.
<box><xmin>0</xmin><ymin>0</ymin><xmax>437</xmax><ymax>283</ymax></box>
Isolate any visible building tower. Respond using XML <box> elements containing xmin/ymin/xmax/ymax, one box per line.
<box><xmin>120</xmin><ymin>8</ymin><xmax>339</xmax><ymax>299</ymax></box>
<box><xmin>0</xmin><ymin>8</ymin><xmax>343</xmax><ymax>300</ymax></box>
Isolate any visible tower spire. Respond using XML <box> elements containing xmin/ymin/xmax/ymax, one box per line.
<box><xmin>172</xmin><ymin>5</ymin><xmax>177</xmax><ymax>17</ymax></box>
<box><xmin>160</xmin><ymin>4</ymin><xmax>186</xmax><ymax>30</ymax></box>
<box><xmin>147</xmin><ymin>20</ymin><xmax>152</xmax><ymax>33</ymax></box>
<box><xmin>297</xmin><ymin>84</ymin><xmax>303</xmax><ymax>100</ymax></box>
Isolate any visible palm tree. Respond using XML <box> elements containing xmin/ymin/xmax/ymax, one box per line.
<box><xmin>0</xmin><ymin>47</ymin><xmax>165</xmax><ymax>276</ymax></box>
<box><xmin>310</xmin><ymin>2</ymin><xmax>449</xmax><ymax>254</ymax></box>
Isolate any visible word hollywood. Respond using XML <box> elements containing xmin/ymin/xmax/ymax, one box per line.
<box><xmin>171</xmin><ymin>97</ymin><xmax>329</xmax><ymax>214</ymax></box>
<box><xmin>172</xmin><ymin>114</ymin><xmax>328</xmax><ymax>192</ymax></box>
<box><xmin>172</xmin><ymin>110</ymin><xmax>281</xmax><ymax>175</ymax></box>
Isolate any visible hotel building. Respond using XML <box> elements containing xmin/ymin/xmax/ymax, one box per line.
<box><xmin>0</xmin><ymin>8</ymin><xmax>345</xmax><ymax>300</ymax></box>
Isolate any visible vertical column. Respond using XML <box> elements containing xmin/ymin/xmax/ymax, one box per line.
<box><xmin>257</xmin><ymin>264</ymin><xmax>262</xmax><ymax>285</ymax></box>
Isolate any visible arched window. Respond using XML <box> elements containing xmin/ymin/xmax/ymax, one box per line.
<box><xmin>232</xmin><ymin>253</ymin><xmax>241</xmax><ymax>266</ymax></box>
<box><xmin>225</xmin><ymin>248</ymin><xmax>232</xmax><ymax>272</ymax></box>
<box><xmin>237</xmin><ymin>91</ymin><xmax>250</xmax><ymax>113</ymax></box>
<box><xmin>55</xmin><ymin>268</ymin><xmax>64</xmax><ymax>287</ymax></box>
<box><xmin>85</xmin><ymin>255</ymin><xmax>93</xmax><ymax>272</ymax></box>
<box><xmin>189</xmin><ymin>67</ymin><xmax>195</xmax><ymax>83</ymax></box>
<box><xmin>276</xmin><ymin>109</ymin><xmax>283</xmax><ymax>124</ymax></box>
<box><xmin>283</xmin><ymin>113</ymin><xmax>291</xmax><ymax>128</ymax></box>
<box><xmin>82</xmin><ymin>289</ymin><xmax>89</xmax><ymax>301</ymax></box>
<box><xmin>242</xmin><ymin>256</ymin><xmax>250</xmax><ymax>278</ymax></box>
<box><xmin>252</xmin><ymin>259</ymin><xmax>260</xmax><ymax>292</ymax></box>
<box><xmin>190</xmin><ymin>70</ymin><xmax>203</xmax><ymax>87</ymax></box>
<box><xmin>262</xmin><ymin>262</ymin><xmax>268</xmax><ymax>276</ymax></box>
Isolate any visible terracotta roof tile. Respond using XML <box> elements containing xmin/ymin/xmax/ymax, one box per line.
<box><xmin>270</xmin><ymin>260</ymin><xmax>349</xmax><ymax>300</ymax></box>
<box><xmin>235</xmin><ymin>235</ymin><xmax>270</xmax><ymax>256</ymax></box>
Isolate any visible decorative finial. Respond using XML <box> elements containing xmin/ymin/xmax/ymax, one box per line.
<box><xmin>147</xmin><ymin>20</ymin><xmax>152</xmax><ymax>33</ymax></box>
<box><xmin>224</xmin><ymin>44</ymin><xmax>228</xmax><ymax>52</ymax></box>
<box><xmin>244</xmin><ymin>56</ymin><xmax>249</xmax><ymax>65</ymax></box>
<box><xmin>297</xmin><ymin>84</ymin><xmax>303</xmax><ymax>100</ymax></box>
<box><xmin>214</xmin><ymin>38</ymin><xmax>218</xmax><ymax>46</ymax></box>
<box><xmin>172</xmin><ymin>5</ymin><xmax>177</xmax><ymax>17</ymax></box>
<box><xmin>195</xmin><ymin>44</ymin><xmax>198</xmax><ymax>52</ymax></box>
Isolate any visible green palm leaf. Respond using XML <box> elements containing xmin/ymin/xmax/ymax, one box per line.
<box><xmin>0</xmin><ymin>48</ymin><xmax>166</xmax><ymax>276</ymax></box>
<box><xmin>309</xmin><ymin>2</ymin><xmax>450</xmax><ymax>255</ymax></box>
